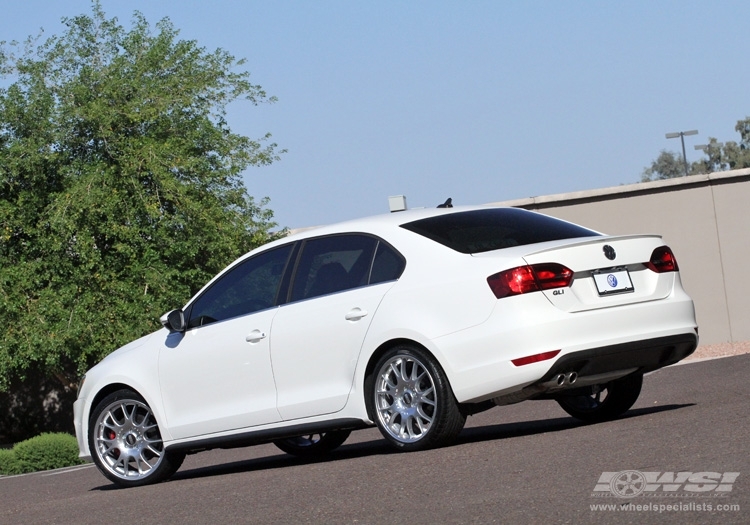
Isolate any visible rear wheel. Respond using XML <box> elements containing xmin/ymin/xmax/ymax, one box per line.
<box><xmin>367</xmin><ymin>345</ymin><xmax>465</xmax><ymax>451</ymax></box>
<box><xmin>273</xmin><ymin>430</ymin><xmax>351</xmax><ymax>457</ymax></box>
<box><xmin>556</xmin><ymin>373</ymin><xmax>643</xmax><ymax>422</ymax></box>
<box><xmin>89</xmin><ymin>389</ymin><xmax>185</xmax><ymax>488</ymax></box>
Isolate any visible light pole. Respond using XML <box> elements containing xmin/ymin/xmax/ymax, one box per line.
<box><xmin>665</xmin><ymin>129</ymin><xmax>698</xmax><ymax>176</ymax></box>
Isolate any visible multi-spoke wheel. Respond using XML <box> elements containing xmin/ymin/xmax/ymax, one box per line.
<box><xmin>556</xmin><ymin>373</ymin><xmax>643</xmax><ymax>423</ymax></box>
<box><xmin>88</xmin><ymin>390</ymin><xmax>184</xmax><ymax>488</ymax></box>
<box><xmin>367</xmin><ymin>345</ymin><xmax>465</xmax><ymax>451</ymax></box>
<box><xmin>273</xmin><ymin>430</ymin><xmax>351</xmax><ymax>457</ymax></box>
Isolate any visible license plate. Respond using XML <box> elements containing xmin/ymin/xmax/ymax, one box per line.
<box><xmin>593</xmin><ymin>270</ymin><xmax>634</xmax><ymax>296</ymax></box>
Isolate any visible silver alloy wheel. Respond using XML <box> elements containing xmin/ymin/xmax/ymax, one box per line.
<box><xmin>92</xmin><ymin>398</ymin><xmax>165</xmax><ymax>481</ymax></box>
<box><xmin>374</xmin><ymin>354</ymin><xmax>437</xmax><ymax>443</ymax></box>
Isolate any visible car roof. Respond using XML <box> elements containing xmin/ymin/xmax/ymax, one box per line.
<box><xmin>281</xmin><ymin>204</ymin><xmax>510</xmax><ymax>242</ymax></box>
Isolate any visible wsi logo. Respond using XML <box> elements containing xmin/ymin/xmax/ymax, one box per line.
<box><xmin>592</xmin><ymin>471</ymin><xmax>740</xmax><ymax>498</ymax></box>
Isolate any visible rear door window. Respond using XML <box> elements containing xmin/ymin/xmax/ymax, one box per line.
<box><xmin>291</xmin><ymin>235</ymin><xmax>377</xmax><ymax>301</ymax></box>
<box><xmin>370</xmin><ymin>241</ymin><xmax>406</xmax><ymax>284</ymax></box>
<box><xmin>289</xmin><ymin>234</ymin><xmax>405</xmax><ymax>301</ymax></box>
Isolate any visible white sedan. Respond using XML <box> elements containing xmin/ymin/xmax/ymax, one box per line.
<box><xmin>73</xmin><ymin>205</ymin><xmax>698</xmax><ymax>487</ymax></box>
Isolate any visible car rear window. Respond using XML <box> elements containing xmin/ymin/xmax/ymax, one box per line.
<box><xmin>400</xmin><ymin>208</ymin><xmax>600</xmax><ymax>254</ymax></box>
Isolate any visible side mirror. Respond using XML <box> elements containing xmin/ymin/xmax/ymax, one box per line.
<box><xmin>160</xmin><ymin>309</ymin><xmax>186</xmax><ymax>333</ymax></box>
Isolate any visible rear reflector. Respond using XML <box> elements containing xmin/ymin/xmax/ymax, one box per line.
<box><xmin>511</xmin><ymin>349</ymin><xmax>561</xmax><ymax>366</ymax></box>
<box><xmin>487</xmin><ymin>263</ymin><xmax>573</xmax><ymax>298</ymax></box>
<box><xmin>646</xmin><ymin>246</ymin><xmax>679</xmax><ymax>273</ymax></box>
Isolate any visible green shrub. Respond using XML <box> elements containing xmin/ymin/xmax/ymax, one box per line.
<box><xmin>6</xmin><ymin>433</ymin><xmax>83</xmax><ymax>474</ymax></box>
<box><xmin>0</xmin><ymin>448</ymin><xmax>23</xmax><ymax>475</ymax></box>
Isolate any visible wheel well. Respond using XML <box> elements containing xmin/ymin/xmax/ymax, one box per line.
<box><xmin>363</xmin><ymin>338</ymin><xmax>435</xmax><ymax>419</ymax></box>
<box><xmin>363</xmin><ymin>338</ymin><xmax>489</xmax><ymax>419</ymax></box>
<box><xmin>88</xmin><ymin>383</ymin><xmax>141</xmax><ymax>421</ymax></box>
<box><xmin>365</xmin><ymin>338</ymin><xmax>433</xmax><ymax>379</ymax></box>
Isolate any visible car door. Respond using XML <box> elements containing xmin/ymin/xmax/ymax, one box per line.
<box><xmin>271</xmin><ymin>234</ymin><xmax>404</xmax><ymax>421</ymax></box>
<box><xmin>158</xmin><ymin>244</ymin><xmax>293</xmax><ymax>440</ymax></box>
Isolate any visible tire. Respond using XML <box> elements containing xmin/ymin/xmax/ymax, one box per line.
<box><xmin>273</xmin><ymin>430</ymin><xmax>351</xmax><ymax>457</ymax></box>
<box><xmin>556</xmin><ymin>373</ymin><xmax>643</xmax><ymax>423</ymax></box>
<box><xmin>366</xmin><ymin>345</ymin><xmax>466</xmax><ymax>452</ymax></box>
<box><xmin>88</xmin><ymin>389</ymin><xmax>185</xmax><ymax>488</ymax></box>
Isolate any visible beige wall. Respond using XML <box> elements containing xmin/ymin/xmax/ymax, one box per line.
<box><xmin>490</xmin><ymin>169</ymin><xmax>750</xmax><ymax>345</ymax></box>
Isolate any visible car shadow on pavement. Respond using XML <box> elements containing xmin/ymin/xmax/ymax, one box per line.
<box><xmin>459</xmin><ymin>402</ymin><xmax>695</xmax><ymax>445</ymax></box>
<box><xmin>159</xmin><ymin>439</ymin><xmax>397</xmax><ymax>485</ymax></box>
<box><xmin>92</xmin><ymin>402</ymin><xmax>694</xmax><ymax>489</ymax></box>
<box><xmin>88</xmin><ymin>439</ymin><xmax>398</xmax><ymax>491</ymax></box>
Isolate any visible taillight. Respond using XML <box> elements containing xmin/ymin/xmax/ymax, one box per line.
<box><xmin>487</xmin><ymin>263</ymin><xmax>573</xmax><ymax>299</ymax></box>
<box><xmin>646</xmin><ymin>246</ymin><xmax>679</xmax><ymax>273</ymax></box>
<box><xmin>533</xmin><ymin>263</ymin><xmax>574</xmax><ymax>289</ymax></box>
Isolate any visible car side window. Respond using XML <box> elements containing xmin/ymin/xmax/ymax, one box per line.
<box><xmin>187</xmin><ymin>244</ymin><xmax>293</xmax><ymax>328</ymax></box>
<box><xmin>370</xmin><ymin>241</ymin><xmax>406</xmax><ymax>284</ymax></box>
<box><xmin>291</xmin><ymin>235</ymin><xmax>378</xmax><ymax>302</ymax></box>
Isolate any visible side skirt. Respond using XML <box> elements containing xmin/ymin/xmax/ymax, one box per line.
<box><xmin>166</xmin><ymin>418</ymin><xmax>371</xmax><ymax>454</ymax></box>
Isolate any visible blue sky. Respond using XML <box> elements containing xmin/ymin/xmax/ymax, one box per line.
<box><xmin>2</xmin><ymin>1</ymin><xmax>748</xmax><ymax>229</ymax></box>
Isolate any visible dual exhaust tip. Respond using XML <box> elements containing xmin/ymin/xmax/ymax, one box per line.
<box><xmin>554</xmin><ymin>371</ymin><xmax>578</xmax><ymax>387</ymax></box>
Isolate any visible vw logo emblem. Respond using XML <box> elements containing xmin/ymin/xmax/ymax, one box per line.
<box><xmin>607</xmin><ymin>274</ymin><xmax>618</xmax><ymax>287</ymax></box>
<box><xmin>603</xmin><ymin>245</ymin><xmax>616</xmax><ymax>260</ymax></box>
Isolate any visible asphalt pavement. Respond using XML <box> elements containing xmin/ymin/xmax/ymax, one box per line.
<box><xmin>1</xmin><ymin>354</ymin><xmax>748</xmax><ymax>524</ymax></box>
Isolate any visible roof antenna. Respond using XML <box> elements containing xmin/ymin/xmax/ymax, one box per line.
<box><xmin>437</xmin><ymin>197</ymin><xmax>453</xmax><ymax>208</ymax></box>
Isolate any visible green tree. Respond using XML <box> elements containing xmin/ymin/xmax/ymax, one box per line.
<box><xmin>640</xmin><ymin>150</ymin><xmax>688</xmax><ymax>182</ymax></box>
<box><xmin>722</xmin><ymin>117</ymin><xmax>750</xmax><ymax>170</ymax></box>
<box><xmin>0</xmin><ymin>2</ymin><xmax>285</xmax><ymax>394</ymax></box>
<box><xmin>691</xmin><ymin>137</ymin><xmax>727</xmax><ymax>175</ymax></box>
<box><xmin>692</xmin><ymin>120</ymin><xmax>750</xmax><ymax>174</ymax></box>
<box><xmin>642</xmin><ymin>117</ymin><xmax>750</xmax><ymax>181</ymax></box>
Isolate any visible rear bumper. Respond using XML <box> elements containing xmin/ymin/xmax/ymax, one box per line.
<box><xmin>535</xmin><ymin>332</ymin><xmax>697</xmax><ymax>381</ymax></box>
<box><xmin>490</xmin><ymin>332</ymin><xmax>698</xmax><ymax>405</ymax></box>
<box><xmin>434</xmin><ymin>286</ymin><xmax>697</xmax><ymax>404</ymax></box>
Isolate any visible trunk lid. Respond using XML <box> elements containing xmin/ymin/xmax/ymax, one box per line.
<box><xmin>520</xmin><ymin>234</ymin><xmax>675</xmax><ymax>313</ymax></box>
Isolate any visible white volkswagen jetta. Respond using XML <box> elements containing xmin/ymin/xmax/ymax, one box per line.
<box><xmin>74</xmin><ymin>205</ymin><xmax>698</xmax><ymax>487</ymax></box>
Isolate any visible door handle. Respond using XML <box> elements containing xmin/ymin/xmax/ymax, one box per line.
<box><xmin>245</xmin><ymin>330</ymin><xmax>267</xmax><ymax>343</ymax></box>
<box><xmin>345</xmin><ymin>308</ymin><xmax>368</xmax><ymax>321</ymax></box>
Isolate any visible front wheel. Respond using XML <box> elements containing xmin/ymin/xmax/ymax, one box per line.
<box><xmin>89</xmin><ymin>389</ymin><xmax>185</xmax><ymax>488</ymax></box>
<box><xmin>273</xmin><ymin>430</ymin><xmax>351</xmax><ymax>457</ymax></box>
<box><xmin>366</xmin><ymin>345</ymin><xmax>465</xmax><ymax>452</ymax></box>
<box><xmin>556</xmin><ymin>373</ymin><xmax>643</xmax><ymax>423</ymax></box>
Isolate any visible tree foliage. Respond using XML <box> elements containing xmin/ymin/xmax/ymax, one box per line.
<box><xmin>0</xmin><ymin>2</ymin><xmax>285</xmax><ymax>392</ymax></box>
<box><xmin>641</xmin><ymin>150</ymin><xmax>688</xmax><ymax>182</ymax></box>
<box><xmin>641</xmin><ymin>117</ymin><xmax>750</xmax><ymax>181</ymax></box>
